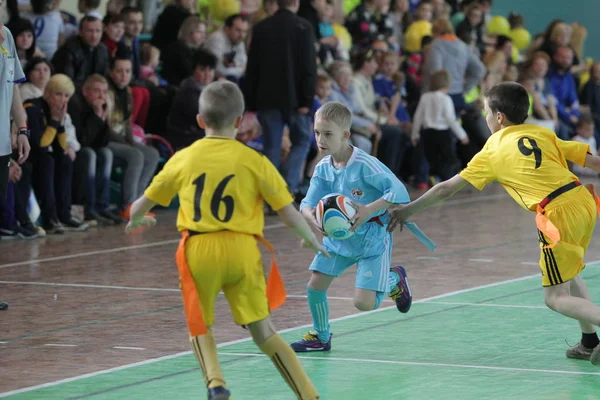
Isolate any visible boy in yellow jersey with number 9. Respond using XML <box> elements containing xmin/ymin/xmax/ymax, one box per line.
<box><xmin>126</xmin><ymin>81</ymin><xmax>328</xmax><ymax>400</ymax></box>
<box><xmin>388</xmin><ymin>82</ymin><xmax>600</xmax><ymax>365</ymax></box>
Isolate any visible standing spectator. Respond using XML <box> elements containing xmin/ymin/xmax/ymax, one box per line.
<box><xmin>52</xmin><ymin>16</ymin><xmax>109</xmax><ymax>88</ymax></box>
<box><xmin>244</xmin><ymin>0</ymin><xmax>317</xmax><ymax>198</ymax></box>
<box><xmin>69</xmin><ymin>74</ymin><xmax>121</xmax><ymax>225</ymax></box>
<box><xmin>106</xmin><ymin>55</ymin><xmax>159</xmax><ymax>218</ymax></box>
<box><xmin>0</xmin><ymin>11</ymin><xmax>30</xmax><ymax>310</ymax></box>
<box><xmin>547</xmin><ymin>46</ymin><xmax>580</xmax><ymax>139</ymax></box>
<box><xmin>423</xmin><ymin>18</ymin><xmax>485</xmax><ymax>115</ymax></box>
<box><xmin>203</xmin><ymin>14</ymin><xmax>248</xmax><ymax>84</ymax></box>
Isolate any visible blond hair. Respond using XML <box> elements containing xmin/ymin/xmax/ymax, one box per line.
<box><xmin>315</xmin><ymin>101</ymin><xmax>352</xmax><ymax>132</ymax></box>
<box><xmin>198</xmin><ymin>81</ymin><xmax>245</xmax><ymax>131</ymax></box>
<box><xmin>178</xmin><ymin>15</ymin><xmax>206</xmax><ymax>41</ymax></box>
<box><xmin>82</xmin><ymin>74</ymin><xmax>108</xmax><ymax>91</ymax></box>
<box><xmin>45</xmin><ymin>74</ymin><xmax>75</xmax><ymax>97</ymax></box>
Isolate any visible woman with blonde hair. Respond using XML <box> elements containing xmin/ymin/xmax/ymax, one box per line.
<box><xmin>160</xmin><ymin>15</ymin><xmax>208</xmax><ymax>85</ymax></box>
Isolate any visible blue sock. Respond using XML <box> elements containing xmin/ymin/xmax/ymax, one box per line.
<box><xmin>387</xmin><ymin>270</ymin><xmax>400</xmax><ymax>294</ymax></box>
<box><xmin>373</xmin><ymin>291</ymin><xmax>384</xmax><ymax>309</ymax></box>
<box><xmin>307</xmin><ymin>287</ymin><xmax>330</xmax><ymax>343</ymax></box>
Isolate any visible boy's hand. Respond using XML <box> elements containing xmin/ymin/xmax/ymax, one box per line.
<box><xmin>309</xmin><ymin>208</ymin><xmax>328</xmax><ymax>236</ymax></box>
<box><xmin>301</xmin><ymin>238</ymin><xmax>331</xmax><ymax>258</ymax></box>
<box><xmin>126</xmin><ymin>215</ymin><xmax>156</xmax><ymax>234</ymax></box>
<box><xmin>387</xmin><ymin>205</ymin><xmax>410</xmax><ymax>232</ymax></box>
<box><xmin>349</xmin><ymin>202</ymin><xmax>372</xmax><ymax>232</ymax></box>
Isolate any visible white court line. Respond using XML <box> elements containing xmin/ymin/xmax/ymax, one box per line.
<box><xmin>0</xmin><ymin>269</ymin><xmax>555</xmax><ymax>398</ymax></box>
<box><xmin>0</xmin><ymin>281</ymin><xmax>180</xmax><ymax>292</ymax></box>
<box><xmin>469</xmin><ymin>258</ymin><xmax>494</xmax><ymax>263</ymax></box>
<box><xmin>0</xmin><ymin>194</ymin><xmax>505</xmax><ymax>270</ymax></box>
<box><xmin>0</xmin><ymin>341</ymin><xmax>6</xmax><ymax>344</ymax></box>
<box><xmin>0</xmin><ymin>223</ymin><xmax>287</xmax><ymax>269</ymax></box>
<box><xmin>217</xmin><ymin>352</ymin><xmax>600</xmax><ymax>377</ymax></box>
<box><xmin>43</xmin><ymin>344</ymin><xmax>78</xmax><ymax>348</ymax></box>
<box><xmin>521</xmin><ymin>262</ymin><xmax>539</xmax><ymax>266</ymax></box>
<box><xmin>427</xmin><ymin>301</ymin><xmax>547</xmax><ymax>310</ymax></box>
<box><xmin>113</xmin><ymin>347</ymin><xmax>146</xmax><ymax>351</ymax></box>
<box><xmin>416</xmin><ymin>256</ymin><xmax>439</xmax><ymax>260</ymax></box>
<box><xmin>287</xmin><ymin>294</ymin><xmax>393</xmax><ymax>303</ymax></box>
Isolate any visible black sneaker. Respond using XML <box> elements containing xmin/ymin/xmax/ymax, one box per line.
<box><xmin>0</xmin><ymin>228</ymin><xmax>20</xmax><ymax>240</ymax></box>
<box><xmin>60</xmin><ymin>218</ymin><xmax>89</xmax><ymax>232</ymax></box>
<box><xmin>99</xmin><ymin>209</ymin><xmax>124</xmax><ymax>224</ymax></box>
<box><xmin>43</xmin><ymin>219</ymin><xmax>65</xmax><ymax>234</ymax></box>
<box><xmin>85</xmin><ymin>211</ymin><xmax>114</xmax><ymax>226</ymax></box>
<box><xmin>15</xmin><ymin>224</ymin><xmax>39</xmax><ymax>239</ymax></box>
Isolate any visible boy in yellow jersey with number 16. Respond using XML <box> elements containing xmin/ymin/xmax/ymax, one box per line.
<box><xmin>126</xmin><ymin>81</ymin><xmax>328</xmax><ymax>400</ymax></box>
<box><xmin>389</xmin><ymin>82</ymin><xmax>600</xmax><ymax>365</ymax></box>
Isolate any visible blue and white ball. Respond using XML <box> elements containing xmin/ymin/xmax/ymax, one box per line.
<box><xmin>315</xmin><ymin>194</ymin><xmax>357</xmax><ymax>240</ymax></box>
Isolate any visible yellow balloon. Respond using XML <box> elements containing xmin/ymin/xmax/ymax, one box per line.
<box><xmin>510</xmin><ymin>28</ymin><xmax>531</xmax><ymax>51</ymax></box>
<box><xmin>208</xmin><ymin>0</ymin><xmax>240</xmax><ymax>22</ymax></box>
<box><xmin>333</xmin><ymin>24</ymin><xmax>352</xmax><ymax>51</ymax></box>
<box><xmin>487</xmin><ymin>16</ymin><xmax>510</xmax><ymax>36</ymax></box>
<box><xmin>404</xmin><ymin>20</ymin><xmax>432</xmax><ymax>53</ymax></box>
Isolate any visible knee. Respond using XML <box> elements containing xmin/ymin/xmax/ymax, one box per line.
<box><xmin>127</xmin><ymin>148</ymin><xmax>145</xmax><ymax>167</ymax></box>
<box><xmin>98</xmin><ymin>147</ymin><xmax>113</xmax><ymax>164</ymax></box>
<box><xmin>247</xmin><ymin>317</ymin><xmax>276</xmax><ymax>346</ymax></box>
<box><xmin>353</xmin><ymin>298</ymin><xmax>375</xmax><ymax>312</ymax></box>
<box><xmin>544</xmin><ymin>291</ymin><xmax>562</xmax><ymax>311</ymax></box>
<box><xmin>143</xmin><ymin>145</ymin><xmax>160</xmax><ymax>166</ymax></box>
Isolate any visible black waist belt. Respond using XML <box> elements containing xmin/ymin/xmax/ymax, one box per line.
<box><xmin>539</xmin><ymin>181</ymin><xmax>581</xmax><ymax>209</ymax></box>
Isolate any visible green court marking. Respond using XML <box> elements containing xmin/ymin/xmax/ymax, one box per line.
<box><xmin>3</xmin><ymin>267</ymin><xmax>600</xmax><ymax>399</ymax></box>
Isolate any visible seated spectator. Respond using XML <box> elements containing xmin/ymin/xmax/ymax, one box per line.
<box><xmin>151</xmin><ymin>0</ymin><xmax>195</xmax><ymax>52</ymax></box>
<box><xmin>102</xmin><ymin>12</ymin><xmax>128</xmax><ymax>58</ymax></box>
<box><xmin>166</xmin><ymin>49</ymin><xmax>217</xmax><ymax>151</ymax></box>
<box><xmin>373</xmin><ymin>51</ymin><xmax>409</xmax><ymax>127</ymax></box>
<box><xmin>69</xmin><ymin>74</ymin><xmax>122</xmax><ymax>225</ymax></box>
<box><xmin>19</xmin><ymin>57</ymin><xmax>52</xmax><ymax>102</ymax></box>
<box><xmin>161</xmin><ymin>15</ymin><xmax>207</xmax><ymax>86</ymax></box>
<box><xmin>523</xmin><ymin>51</ymin><xmax>558</xmax><ymax>130</ymax></box>
<box><xmin>316</xmin><ymin>1</ymin><xmax>341</xmax><ymax>67</ymax></box>
<box><xmin>345</xmin><ymin>0</ymin><xmax>395</xmax><ymax>51</ymax></box>
<box><xmin>404</xmin><ymin>1</ymin><xmax>433</xmax><ymax>53</ymax></box>
<box><xmin>203</xmin><ymin>14</ymin><xmax>249</xmax><ymax>84</ymax></box>
<box><xmin>22</xmin><ymin>0</ymin><xmax>64</xmax><ymax>59</ymax></box>
<box><xmin>570</xmin><ymin>116</ymin><xmax>598</xmax><ymax>177</ymax></box>
<box><xmin>24</xmin><ymin>74</ymin><xmax>88</xmax><ymax>233</ymax></box>
<box><xmin>52</xmin><ymin>15</ymin><xmax>110</xmax><ymax>88</ymax></box>
<box><xmin>521</xmin><ymin>72</ymin><xmax>556</xmax><ymax>131</ymax></box>
<box><xmin>139</xmin><ymin>43</ymin><xmax>167</xmax><ymax>86</ymax></box>
<box><xmin>11</xmin><ymin>17</ymin><xmax>42</xmax><ymax>68</ymax></box>
<box><xmin>120</xmin><ymin>7</ymin><xmax>144</xmax><ymax>82</ymax></box>
<box><xmin>106</xmin><ymin>55</ymin><xmax>160</xmax><ymax>217</ymax></box>
<box><xmin>547</xmin><ymin>46</ymin><xmax>580</xmax><ymax>139</ymax></box>
<box><xmin>411</xmin><ymin>69</ymin><xmax>468</xmax><ymax>182</ymax></box>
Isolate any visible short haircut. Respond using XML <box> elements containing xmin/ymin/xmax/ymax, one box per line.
<box><xmin>577</xmin><ymin>113</ymin><xmax>594</xmax><ymax>128</ymax></box>
<box><xmin>383</xmin><ymin>51</ymin><xmax>400</xmax><ymax>63</ymax></box>
<box><xmin>224</xmin><ymin>13</ymin><xmax>247</xmax><ymax>27</ymax></box>
<box><xmin>45</xmin><ymin>74</ymin><xmax>75</xmax><ymax>97</ymax></box>
<box><xmin>83</xmin><ymin>73</ymin><xmax>108</xmax><ymax>91</ymax></box>
<box><xmin>110</xmin><ymin>51</ymin><xmax>132</xmax><ymax>69</ymax></box>
<box><xmin>430</xmin><ymin>69</ymin><xmax>450</xmax><ymax>91</ymax></box>
<box><xmin>198</xmin><ymin>81</ymin><xmax>245</xmax><ymax>130</ymax></box>
<box><xmin>80</xmin><ymin>15</ymin><xmax>101</xmax><ymax>28</ymax></box>
<box><xmin>432</xmin><ymin>18</ymin><xmax>454</xmax><ymax>36</ymax></box>
<box><xmin>529</xmin><ymin>51</ymin><xmax>550</xmax><ymax>65</ymax></box>
<box><xmin>103</xmin><ymin>12</ymin><xmax>125</xmax><ymax>25</ymax></box>
<box><xmin>484</xmin><ymin>82</ymin><xmax>530</xmax><ymax>124</ymax></box>
<box><xmin>178</xmin><ymin>15</ymin><xmax>206</xmax><ymax>41</ymax></box>
<box><xmin>120</xmin><ymin>6</ymin><xmax>142</xmax><ymax>17</ymax></box>
<box><xmin>141</xmin><ymin>43</ymin><xmax>160</xmax><ymax>65</ymax></box>
<box><xmin>24</xmin><ymin>57</ymin><xmax>54</xmax><ymax>81</ymax></box>
<box><xmin>277</xmin><ymin>0</ymin><xmax>294</xmax><ymax>7</ymax></box>
<box><xmin>328</xmin><ymin>60</ymin><xmax>352</xmax><ymax>79</ymax></box>
<box><xmin>192</xmin><ymin>48</ymin><xmax>218</xmax><ymax>70</ymax></box>
<box><xmin>81</xmin><ymin>0</ymin><xmax>102</xmax><ymax>9</ymax></box>
<box><xmin>315</xmin><ymin>101</ymin><xmax>352</xmax><ymax>132</ymax></box>
<box><xmin>317</xmin><ymin>73</ymin><xmax>332</xmax><ymax>84</ymax></box>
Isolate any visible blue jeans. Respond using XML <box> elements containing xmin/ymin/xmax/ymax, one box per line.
<box><xmin>258</xmin><ymin>109</ymin><xmax>312</xmax><ymax>193</ymax></box>
<box><xmin>77</xmin><ymin>147</ymin><xmax>113</xmax><ymax>214</ymax></box>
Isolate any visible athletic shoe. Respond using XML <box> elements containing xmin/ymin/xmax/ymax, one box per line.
<box><xmin>566</xmin><ymin>342</ymin><xmax>594</xmax><ymax>360</ymax></box>
<box><xmin>208</xmin><ymin>386</ymin><xmax>231</xmax><ymax>400</ymax></box>
<box><xmin>291</xmin><ymin>330</ymin><xmax>332</xmax><ymax>352</ymax></box>
<box><xmin>389</xmin><ymin>266</ymin><xmax>412</xmax><ymax>313</ymax></box>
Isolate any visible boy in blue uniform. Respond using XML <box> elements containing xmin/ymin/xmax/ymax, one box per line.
<box><xmin>291</xmin><ymin>101</ymin><xmax>413</xmax><ymax>352</ymax></box>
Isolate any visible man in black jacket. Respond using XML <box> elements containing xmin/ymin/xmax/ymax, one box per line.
<box><xmin>69</xmin><ymin>74</ymin><xmax>122</xmax><ymax>225</ymax></box>
<box><xmin>52</xmin><ymin>16</ymin><xmax>110</xmax><ymax>88</ymax></box>
<box><xmin>244</xmin><ymin>0</ymin><xmax>317</xmax><ymax>197</ymax></box>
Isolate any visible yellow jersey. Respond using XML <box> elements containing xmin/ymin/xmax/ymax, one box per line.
<box><xmin>145</xmin><ymin>136</ymin><xmax>293</xmax><ymax>236</ymax></box>
<box><xmin>459</xmin><ymin>124</ymin><xmax>590</xmax><ymax>211</ymax></box>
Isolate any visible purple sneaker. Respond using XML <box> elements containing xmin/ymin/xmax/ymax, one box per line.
<box><xmin>290</xmin><ymin>330</ymin><xmax>332</xmax><ymax>352</ymax></box>
<box><xmin>389</xmin><ymin>266</ymin><xmax>412</xmax><ymax>313</ymax></box>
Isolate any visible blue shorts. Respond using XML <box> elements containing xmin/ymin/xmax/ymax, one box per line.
<box><xmin>309</xmin><ymin>232</ymin><xmax>392</xmax><ymax>293</ymax></box>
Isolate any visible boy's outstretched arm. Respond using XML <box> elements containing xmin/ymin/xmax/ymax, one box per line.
<box><xmin>584</xmin><ymin>153</ymin><xmax>600</xmax><ymax>172</ymax></box>
<box><xmin>277</xmin><ymin>204</ymin><xmax>331</xmax><ymax>258</ymax></box>
<box><xmin>387</xmin><ymin>175</ymin><xmax>470</xmax><ymax>232</ymax></box>
<box><xmin>126</xmin><ymin>195</ymin><xmax>157</xmax><ymax>233</ymax></box>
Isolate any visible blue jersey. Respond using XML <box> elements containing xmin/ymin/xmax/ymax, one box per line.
<box><xmin>300</xmin><ymin>147</ymin><xmax>410</xmax><ymax>257</ymax></box>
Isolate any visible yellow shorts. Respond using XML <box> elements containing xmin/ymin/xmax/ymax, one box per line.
<box><xmin>538</xmin><ymin>186</ymin><xmax>597</xmax><ymax>287</ymax></box>
<box><xmin>184</xmin><ymin>231</ymin><xmax>269</xmax><ymax>326</ymax></box>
